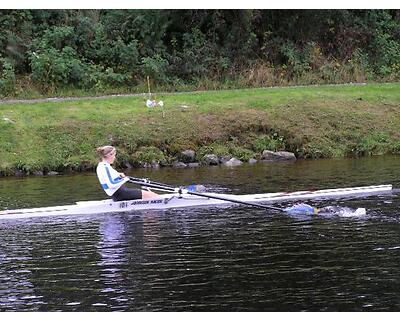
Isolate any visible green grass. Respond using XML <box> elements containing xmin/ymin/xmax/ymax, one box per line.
<box><xmin>1</xmin><ymin>83</ymin><xmax>400</xmax><ymax>175</ymax></box>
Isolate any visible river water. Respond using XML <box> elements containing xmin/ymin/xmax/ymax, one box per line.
<box><xmin>0</xmin><ymin>156</ymin><xmax>400</xmax><ymax>311</ymax></box>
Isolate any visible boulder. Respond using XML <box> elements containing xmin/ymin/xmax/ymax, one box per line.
<box><xmin>173</xmin><ymin>161</ymin><xmax>187</xmax><ymax>168</ymax></box>
<box><xmin>187</xmin><ymin>162</ymin><xmax>200</xmax><ymax>168</ymax></box>
<box><xmin>223</xmin><ymin>157</ymin><xmax>243</xmax><ymax>167</ymax></box>
<box><xmin>47</xmin><ymin>171</ymin><xmax>59</xmax><ymax>176</ymax></box>
<box><xmin>261</xmin><ymin>150</ymin><xmax>296</xmax><ymax>161</ymax></box>
<box><xmin>14</xmin><ymin>170</ymin><xmax>24</xmax><ymax>177</ymax></box>
<box><xmin>33</xmin><ymin>171</ymin><xmax>44</xmax><ymax>176</ymax></box>
<box><xmin>123</xmin><ymin>162</ymin><xmax>133</xmax><ymax>170</ymax></box>
<box><xmin>248</xmin><ymin>158</ymin><xmax>258</xmax><ymax>165</ymax></box>
<box><xmin>180</xmin><ymin>150</ymin><xmax>196</xmax><ymax>163</ymax></box>
<box><xmin>151</xmin><ymin>161</ymin><xmax>160</xmax><ymax>169</ymax></box>
<box><xmin>219</xmin><ymin>156</ymin><xmax>231</xmax><ymax>165</ymax></box>
<box><xmin>141</xmin><ymin>163</ymin><xmax>152</xmax><ymax>168</ymax></box>
<box><xmin>159</xmin><ymin>159</ymin><xmax>171</xmax><ymax>167</ymax></box>
<box><xmin>202</xmin><ymin>154</ymin><xmax>219</xmax><ymax>166</ymax></box>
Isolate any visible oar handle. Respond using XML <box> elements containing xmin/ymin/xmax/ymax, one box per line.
<box><xmin>127</xmin><ymin>176</ymin><xmax>284</xmax><ymax>212</ymax></box>
<box><xmin>128</xmin><ymin>177</ymin><xmax>176</xmax><ymax>192</ymax></box>
<box><xmin>129</xmin><ymin>177</ymin><xmax>174</xmax><ymax>190</ymax></box>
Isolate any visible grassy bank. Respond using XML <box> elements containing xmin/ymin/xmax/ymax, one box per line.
<box><xmin>1</xmin><ymin>83</ymin><xmax>400</xmax><ymax>176</ymax></box>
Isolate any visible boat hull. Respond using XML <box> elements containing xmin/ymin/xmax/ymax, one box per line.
<box><xmin>0</xmin><ymin>184</ymin><xmax>392</xmax><ymax>220</ymax></box>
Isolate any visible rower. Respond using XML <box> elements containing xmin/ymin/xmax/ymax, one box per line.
<box><xmin>96</xmin><ymin>146</ymin><xmax>159</xmax><ymax>201</ymax></box>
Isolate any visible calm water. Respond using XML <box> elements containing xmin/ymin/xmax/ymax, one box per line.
<box><xmin>1</xmin><ymin>156</ymin><xmax>400</xmax><ymax>311</ymax></box>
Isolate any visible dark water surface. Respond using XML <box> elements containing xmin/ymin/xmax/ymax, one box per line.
<box><xmin>1</xmin><ymin>156</ymin><xmax>400</xmax><ymax>311</ymax></box>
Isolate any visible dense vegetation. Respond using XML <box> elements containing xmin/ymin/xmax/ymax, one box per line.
<box><xmin>1</xmin><ymin>9</ymin><xmax>400</xmax><ymax>98</ymax></box>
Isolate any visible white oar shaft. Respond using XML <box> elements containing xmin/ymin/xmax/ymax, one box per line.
<box><xmin>128</xmin><ymin>176</ymin><xmax>284</xmax><ymax>212</ymax></box>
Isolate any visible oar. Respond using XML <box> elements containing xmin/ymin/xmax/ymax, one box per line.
<box><xmin>127</xmin><ymin>176</ymin><xmax>318</xmax><ymax>213</ymax></box>
<box><xmin>128</xmin><ymin>176</ymin><xmax>205</xmax><ymax>192</ymax></box>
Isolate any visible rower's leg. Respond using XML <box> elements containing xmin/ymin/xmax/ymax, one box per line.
<box><xmin>142</xmin><ymin>190</ymin><xmax>160</xmax><ymax>200</ymax></box>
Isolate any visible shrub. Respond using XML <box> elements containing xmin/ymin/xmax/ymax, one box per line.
<box><xmin>230</xmin><ymin>146</ymin><xmax>255</xmax><ymax>161</ymax></box>
<box><xmin>30</xmin><ymin>46</ymin><xmax>86</xmax><ymax>91</ymax></box>
<box><xmin>0</xmin><ymin>58</ymin><xmax>16</xmax><ymax>96</ymax></box>
<box><xmin>196</xmin><ymin>143</ymin><xmax>231</xmax><ymax>161</ymax></box>
<box><xmin>347</xmin><ymin>133</ymin><xmax>390</xmax><ymax>156</ymax></box>
<box><xmin>130</xmin><ymin>146</ymin><xmax>166</xmax><ymax>166</ymax></box>
<box><xmin>252</xmin><ymin>134</ymin><xmax>286</xmax><ymax>152</ymax></box>
<box><xmin>141</xmin><ymin>54</ymin><xmax>169</xmax><ymax>82</ymax></box>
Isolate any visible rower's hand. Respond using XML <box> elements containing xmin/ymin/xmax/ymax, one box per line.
<box><xmin>119</xmin><ymin>173</ymin><xmax>126</xmax><ymax>178</ymax></box>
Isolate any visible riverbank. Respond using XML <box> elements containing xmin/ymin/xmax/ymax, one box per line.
<box><xmin>1</xmin><ymin>83</ymin><xmax>400</xmax><ymax>176</ymax></box>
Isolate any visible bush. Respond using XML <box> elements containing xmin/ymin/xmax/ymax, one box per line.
<box><xmin>141</xmin><ymin>54</ymin><xmax>169</xmax><ymax>82</ymax></box>
<box><xmin>252</xmin><ymin>134</ymin><xmax>286</xmax><ymax>152</ymax></box>
<box><xmin>350</xmin><ymin>133</ymin><xmax>390</xmax><ymax>156</ymax></box>
<box><xmin>3</xmin><ymin>10</ymin><xmax>400</xmax><ymax>94</ymax></box>
<box><xmin>130</xmin><ymin>146</ymin><xmax>166</xmax><ymax>166</ymax></box>
<box><xmin>196</xmin><ymin>143</ymin><xmax>231</xmax><ymax>160</ymax></box>
<box><xmin>280</xmin><ymin>41</ymin><xmax>312</xmax><ymax>78</ymax></box>
<box><xmin>30</xmin><ymin>46</ymin><xmax>86</xmax><ymax>91</ymax></box>
<box><xmin>0</xmin><ymin>58</ymin><xmax>16</xmax><ymax>96</ymax></box>
<box><xmin>230</xmin><ymin>146</ymin><xmax>255</xmax><ymax>161</ymax></box>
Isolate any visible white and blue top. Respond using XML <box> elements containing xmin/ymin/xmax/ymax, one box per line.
<box><xmin>96</xmin><ymin>161</ymin><xmax>129</xmax><ymax>196</ymax></box>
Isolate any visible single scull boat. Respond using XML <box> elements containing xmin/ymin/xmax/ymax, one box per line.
<box><xmin>0</xmin><ymin>184</ymin><xmax>392</xmax><ymax>220</ymax></box>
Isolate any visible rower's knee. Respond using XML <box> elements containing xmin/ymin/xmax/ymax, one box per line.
<box><xmin>141</xmin><ymin>190</ymin><xmax>159</xmax><ymax>200</ymax></box>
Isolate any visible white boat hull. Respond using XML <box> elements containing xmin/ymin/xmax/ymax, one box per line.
<box><xmin>0</xmin><ymin>184</ymin><xmax>392</xmax><ymax>220</ymax></box>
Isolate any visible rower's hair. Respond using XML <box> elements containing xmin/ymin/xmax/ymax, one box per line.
<box><xmin>96</xmin><ymin>145</ymin><xmax>116</xmax><ymax>159</ymax></box>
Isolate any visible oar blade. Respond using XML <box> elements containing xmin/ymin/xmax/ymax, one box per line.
<box><xmin>284</xmin><ymin>203</ymin><xmax>318</xmax><ymax>215</ymax></box>
<box><xmin>186</xmin><ymin>184</ymin><xmax>206</xmax><ymax>193</ymax></box>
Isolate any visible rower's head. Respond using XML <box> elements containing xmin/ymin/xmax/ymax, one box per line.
<box><xmin>96</xmin><ymin>145</ymin><xmax>116</xmax><ymax>164</ymax></box>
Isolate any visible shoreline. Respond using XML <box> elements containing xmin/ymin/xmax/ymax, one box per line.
<box><xmin>1</xmin><ymin>82</ymin><xmax>399</xmax><ymax>177</ymax></box>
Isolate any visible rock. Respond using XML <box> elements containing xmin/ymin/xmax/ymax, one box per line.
<box><xmin>14</xmin><ymin>170</ymin><xmax>24</xmax><ymax>177</ymax></box>
<box><xmin>47</xmin><ymin>171</ymin><xmax>59</xmax><ymax>176</ymax></box>
<box><xmin>151</xmin><ymin>161</ymin><xmax>160</xmax><ymax>169</ymax></box>
<box><xmin>2</xmin><ymin>117</ymin><xmax>15</xmax><ymax>124</ymax></box>
<box><xmin>223</xmin><ymin>157</ymin><xmax>243</xmax><ymax>167</ymax></box>
<box><xmin>33</xmin><ymin>171</ymin><xmax>44</xmax><ymax>176</ymax></box>
<box><xmin>219</xmin><ymin>156</ymin><xmax>231</xmax><ymax>164</ymax></box>
<box><xmin>248</xmin><ymin>158</ymin><xmax>258</xmax><ymax>164</ymax></box>
<box><xmin>202</xmin><ymin>154</ymin><xmax>219</xmax><ymax>166</ymax></box>
<box><xmin>261</xmin><ymin>150</ymin><xmax>296</xmax><ymax>161</ymax></box>
<box><xmin>180</xmin><ymin>150</ymin><xmax>196</xmax><ymax>163</ymax></box>
<box><xmin>173</xmin><ymin>161</ymin><xmax>187</xmax><ymax>168</ymax></box>
<box><xmin>159</xmin><ymin>159</ymin><xmax>171</xmax><ymax>167</ymax></box>
<box><xmin>107</xmin><ymin>134</ymin><xmax>114</xmax><ymax>143</ymax></box>
<box><xmin>187</xmin><ymin>162</ymin><xmax>200</xmax><ymax>168</ymax></box>
<box><xmin>124</xmin><ymin>162</ymin><xmax>133</xmax><ymax>170</ymax></box>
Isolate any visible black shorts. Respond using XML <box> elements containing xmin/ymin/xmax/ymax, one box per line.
<box><xmin>112</xmin><ymin>185</ymin><xmax>142</xmax><ymax>201</ymax></box>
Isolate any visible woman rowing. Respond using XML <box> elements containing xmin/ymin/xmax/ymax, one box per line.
<box><xmin>96</xmin><ymin>146</ymin><xmax>159</xmax><ymax>201</ymax></box>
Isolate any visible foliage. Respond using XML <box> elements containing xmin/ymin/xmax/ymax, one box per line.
<box><xmin>1</xmin><ymin>9</ymin><xmax>400</xmax><ymax>96</ymax></box>
<box><xmin>141</xmin><ymin>54</ymin><xmax>169</xmax><ymax>82</ymax></box>
<box><xmin>196</xmin><ymin>143</ymin><xmax>231</xmax><ymax>160</ymax></box>
<box><xmin>130</xmin><ymin>146</ymin><xmax>166</xmax><ymax>166</ymax></box>
<box><xmin>252</xmin><ymin>133</ymin><xmax>286</xmax><ymax>152</ymax></box>
<box><xmin>230</xmin><ymin>146</ymin><xmax>255</xmax><ymax>161</ymax></box>
<box><xmin>0</xmin><ymin>57</ymin><xmax>16</xmax><ymax>96</ymax></box>
<box><xmin>348</xmin><ymin>133</ymin><xmax>391</xmax><ymax>156</ymax></box>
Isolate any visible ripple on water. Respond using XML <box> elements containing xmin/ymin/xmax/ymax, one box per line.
<box><xmin>1</xmin><ymin>158</ymin><xmax>400</xmax><ymax>311</ymax></box>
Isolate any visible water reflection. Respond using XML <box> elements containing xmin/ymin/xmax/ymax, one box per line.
<box><xmin>0</xmin><ymin>227</ymin><xmax>42</xmax><ymax>311</ymax></box>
